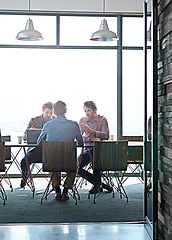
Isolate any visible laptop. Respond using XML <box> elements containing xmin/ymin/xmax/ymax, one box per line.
<box><xmin>26</xmin><ymin>129</ymin><xmax>42</xmax><ymax>144</ymax></box>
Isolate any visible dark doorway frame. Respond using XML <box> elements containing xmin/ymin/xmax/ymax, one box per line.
<box><xmin>143</xmin><ymin>0</ymin><xmax>158</xmax><ymax>239</ymax></box>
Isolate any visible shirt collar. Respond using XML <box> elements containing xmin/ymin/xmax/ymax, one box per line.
<box><xmin>87</xmin><ymin>115</ymin><xmax>98</xmax><ymax>123</ymax></box>
<box><xmin>56</xmin><ymin>115</ymin><xmax>66</xmax><ymax>119</ymax></box>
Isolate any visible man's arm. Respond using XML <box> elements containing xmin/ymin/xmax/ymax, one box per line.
<box><xmin>75</xmin><ymin>122</ymin><xmax>84</xmax><ymax>146</ymax></box>
<box><xmin>37</xmin><ymin>127</ymin><xmax>46</xmax><ymax>145</ymax></box>
<box><xmin>95</xmin><ymin>118</ymin><xmax>109</xmax><ymax>140</ymax></box>
<box><xmin>80</xmin><ymin>118</ymin><xmax>109</xmax><ymax>140</ymax></box>
<box><xmin>79</xmin><ymin>118</ymin><xmax>85</xmax><ymax>135</ymax></box>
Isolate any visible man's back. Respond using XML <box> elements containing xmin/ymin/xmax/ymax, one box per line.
<box><xmin>37</xmin><ymin>115</ymin><xmax>84</xmax><ymax>146</ymax></box>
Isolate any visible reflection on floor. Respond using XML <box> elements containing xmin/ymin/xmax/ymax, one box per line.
<box><xmin>0</xmin><ymin>223</ymin><xmax>150</xmax><ymax>240</ymax></box>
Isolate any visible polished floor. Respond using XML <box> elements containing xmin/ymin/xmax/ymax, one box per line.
<box><xmin>1</xmin><ymin>172</ymin><xmax>150</xmax><ymax>239</ymax></box>
<box><xmin>0</xmin><ymin>223</ymin><xmax>150</xmax><ymax>240</ymax></box>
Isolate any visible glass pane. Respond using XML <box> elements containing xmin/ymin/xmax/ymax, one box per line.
<box><xmin>60</xmin><ymin>16</ymin><xmax>118</xmax><ymax>46</ymax></box>
<box><xmin>123</xmin><ymin>17</ymin><xmax>143</xmax><ymax>46</ymax></box>
<box><xmin>146</xmin><ymin>30</ymin><xmax>153</xmax><ymax>224</ymax></box>
<box><xmin>123</xmin><ymin>50</ymin><xmax>144</xmax><ymax>135</ymax></box>
<box><xmin>0</xmin><ymin>49</ymin><xmax>117</xmax><ymax>143</ymax></box>
<box><xmin>0</xmin><ymin>15</ymin><xmax>56</xmax><ymax>45</ymax></box>
<box><xmin>144</xmin><ymin>0</ymin><xmax>153</xmax><ymax>233</ymax></box>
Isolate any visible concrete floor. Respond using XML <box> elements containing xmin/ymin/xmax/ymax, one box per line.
<box><xmin>0</xmin><ymin>165</ymin><xmax>151</xmax><ymax>239</ymax></box>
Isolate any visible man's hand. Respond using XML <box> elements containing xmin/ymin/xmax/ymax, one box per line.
<box><xmin>80</xmin><ymin>123</ymin><xmax>96</xmax><ymax>136</ymax></box>
<box><xmin>90</xmin><ymin>138</ymin><xmax>100</xmax><ymax>141</ymax></box>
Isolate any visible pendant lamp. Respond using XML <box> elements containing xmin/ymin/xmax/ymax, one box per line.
<box><xmin>90</xmin><ymin>0</ymin><xmax>118</xmax><ymax>41</ymax></box>
<box><xmin>16</xmin><ymin>0</ymin><xmax>43</xmax><ymax>41</ymax></box>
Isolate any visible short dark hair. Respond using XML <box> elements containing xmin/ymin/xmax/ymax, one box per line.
<box><xmin>42</xmin><ymin>102</ymin><xmax>53</xmax><ymax>110</ymax></box>
<box><xmin>83</xmin><ymin>101</ymin><xmax>97</xmax><ymax>111</ymax></box>
<box><xmin>53</xmin><ymin>101</ymin><xmax>67</xmax><ymax>116</ymax></box>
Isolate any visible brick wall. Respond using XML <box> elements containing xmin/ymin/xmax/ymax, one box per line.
<box><xmin>157</xmin><ymin>0</ymin><xmax>172</xmax><ymax>239</ymax></box>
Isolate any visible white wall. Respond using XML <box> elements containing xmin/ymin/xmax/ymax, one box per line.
<box><xmin>0</xmin><ymin>0</ymin><xmax>144</xmax><ymax>13</ymax></box>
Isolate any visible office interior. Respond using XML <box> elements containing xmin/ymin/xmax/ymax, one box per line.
<box><xmin>0</xmin><ymin>0</ymin><xmax>171</xmax><ymax>239</ymax></box>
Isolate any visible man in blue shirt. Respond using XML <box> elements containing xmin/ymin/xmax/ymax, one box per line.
<box><xmin>21</xmin><ymin>101</ymin><xmax>84</xmax><ymax>201</ymax></box>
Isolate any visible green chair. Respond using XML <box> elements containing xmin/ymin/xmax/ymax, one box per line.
<box><xmin>41</xmin><ymin>141</ymin><xmax>78</xmax><ymax>204</ymax></box>
<box><xmin>1</xmin><ymin>135</ymin><xmax>13</xmax><ymax>191</ymax></box>
<box><xmin>93</xmin><ymin>140</ymin><xmax>128</xmax><ymax>203</ymax></box>
<box><xmin>0</xmin><ymin>141</ymin><xmax>7</xmax><ymax>205</ymax></box>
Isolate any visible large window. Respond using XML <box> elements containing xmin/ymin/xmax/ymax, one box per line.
<box><xmin>0</xmin><ymin>48</ymin><xmax>117</xmax><ymax>141</ymax></box>
<box><xmin>60</xmin><ymin>16</ymin><xmax>117</xmax><ymax>46</ymax></box>
<box><xmin>0</xmin><ymin>13</ymin><xmax>143</xmax><ymax>142</ymax></box>
<box><xmin>123</xmin><ymin>50</ymin><xmax>144</xmax><ymax>136</ymax></box>
<box><xmin>0</xmin><ymin>15</ymin><xmax>56</xmax><ymax>45</ymax></box>
<box><xmin>123</xmin><ymin>17</ymin><xmax>143</xmax><ymax>46</ymax></box>
<box><xmin>122</xmin><ymin>16</ymin><xmax>144</xmax><ymax>136</ymax></box>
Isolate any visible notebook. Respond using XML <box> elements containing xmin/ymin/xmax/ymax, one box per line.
<box><xmin>26</xmin><ymin>129</ymin><xmax>42</xmax><ymax>144</ymax></box>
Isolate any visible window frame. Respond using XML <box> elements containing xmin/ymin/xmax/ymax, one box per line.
<box><xmin>0</xmin><ymin>11</ymin><xmax>144</xmax><ymax>139</ymax></box>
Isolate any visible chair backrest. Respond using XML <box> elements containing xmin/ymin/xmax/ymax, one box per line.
<box><xmin>120</xmin><ymin>136</ymin><xmax>143</xmax><ymax>141</ymax></box>
<box><xmin>4</xmin><ymin>147</ymin><xmax>11</xmax><ymax>160</ymax></box>
<box><xmin>2</xmin><ymin>135</ymin><xmax>11</xmax><ymax>142</ymax></box>
<box><xmin>120</xmin><ymin>136</ymin><xmax>143</xmax><ymax>162</ymax></box>
<box><xmin>42</xmin><ymin>141</ymin><xmax>77</xmax><ymax>172</ymax></box>
<box><xmin>2</xmin><ymin>136</ymin><xmax>11</xmax><ymax>160</ymax></box>
<box><xmin>0</xmin><ymin>142</ymin><xmax>5</xmax><ymax>172</ymax></box>
<box><xmin>93</xmin><ymin>141</ymin><xmax>128</xmax><ymax>171</ymax></box>
<box><xmin>127</xmin><ymin>145</ymin><xmax>143</xmax><ymax>161</ymax></box>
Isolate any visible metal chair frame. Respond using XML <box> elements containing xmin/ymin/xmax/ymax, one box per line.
<box><xmin>120</xmin><ymin>136</ymin><xmax>144</xmax><ymax>184</ymax></box>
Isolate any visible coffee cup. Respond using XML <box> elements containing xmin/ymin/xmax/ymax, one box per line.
<box><xmin>18</xmin><ymin>136</ymin><xmax>23</xmax><ymax>144</ymax></box>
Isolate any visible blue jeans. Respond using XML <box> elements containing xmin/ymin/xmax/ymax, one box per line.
<box><xmin>21</xmin><ymin>144</ymin><xmax>42</xmax><ymax>179</ymax></box>
<box><xmin>78</xmin><ymin>148</ymin><xmax>101</xmax><ymax>186</ymax></box>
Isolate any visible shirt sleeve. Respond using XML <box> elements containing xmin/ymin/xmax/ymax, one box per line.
<box><xmin>37</xmin><ymin>125</ymin><xmax>46</xmax><ymax>145</ymax></box>
<box><xmin>75</xmin><ymin>122</ymin><xmax>84</xmax><ymax>146</ymax></box>
<box><xmin>79</xmin><ymin>118</ymin><xmax>85</xmax><ymax>135</ymax></box>
<box><xmin>95</xmin><ymin>117</ymin><xmax>109</xmax><ymax>140</ymax></box>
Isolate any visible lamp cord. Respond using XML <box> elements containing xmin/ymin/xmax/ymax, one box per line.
<box><xmin>29</xmin><ymin>0</ymin><xmax>30</xmax><ymax>18</ymax></box>
<box><xmin>103</xmin><ymin>0</ymin><xmax>105</xmax><ymax>15</ymax></box>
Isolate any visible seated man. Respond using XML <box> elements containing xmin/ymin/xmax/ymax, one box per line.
<box><xmin>20</xmin><ymin>102</ymin><xmax>55</xmax><ymax>187</ymax></box>
<box><xmin>23</xmin><ymin>101</ymin><xmax>55</xmax><ymax>142</ymax></box>
<box><xmin>21</xmin><ymin>101</ymin><xmax>84</xmax><ymax>201</ymax></box>
<box><xmin>78</xmin><ymin>101</ymin><xmax>111</xmax><ymax>194</ymax></box>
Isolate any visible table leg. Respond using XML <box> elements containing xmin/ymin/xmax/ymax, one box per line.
<box><xmin>23</xmin><ymin>147</ymin><xmax>35</xmax><ymax>198</ymax></box>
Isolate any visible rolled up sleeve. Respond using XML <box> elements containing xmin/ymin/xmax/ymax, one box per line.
<box><xmin>95</xmin><ymin>118</ymin><xmax>109</xmax><ymax>140</ymax></box>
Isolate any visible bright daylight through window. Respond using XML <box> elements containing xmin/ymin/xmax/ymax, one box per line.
<box><xmin>0</xmin><ymin>14</ymin><xmax>143</xmax><ymax>142</ymax></box>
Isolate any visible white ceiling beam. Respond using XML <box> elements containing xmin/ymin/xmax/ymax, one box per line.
<box><xmin>0</xmin><ymin>0</ymin><xmax>144</xmax><ymax>13</ymax></box>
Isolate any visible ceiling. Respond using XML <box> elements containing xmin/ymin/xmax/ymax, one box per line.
<box><xmin>0</xmin><ymin>0</ymin><xmax>144</xmax><ymax>13</ymax></box>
